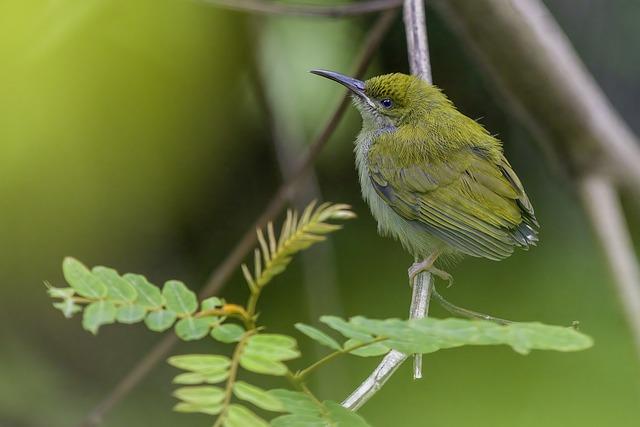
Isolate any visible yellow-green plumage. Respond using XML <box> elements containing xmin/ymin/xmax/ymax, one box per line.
<box><xmin>313</xmin><ymin>70</ymin><xmax>538</xmax><ymax>263</ymax></box>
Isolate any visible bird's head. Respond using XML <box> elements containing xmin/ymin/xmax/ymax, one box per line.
<box><xmin>311</xmin><ymin>70</ymin><xmax>448</xmax><ymax>128</ymax></box>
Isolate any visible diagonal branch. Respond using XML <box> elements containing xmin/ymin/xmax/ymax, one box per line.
<box><xmin>579</xmin><ymin>174</ymin><xmax>640</xmax><ymax>356</ymax></box>
<box><xmin>343</xmin><ymin>0</ymin><xmax>434</xmax><ymax>409</ymax></box>
<box><xmin>75</xmin><ymin>10</ymin><xmax>398</xmax><ymax>427</ymax></box>
<box><xmin>200</xmin><ymin>0</ymin><xmax>403</xmax><ymax>18</ymax></box>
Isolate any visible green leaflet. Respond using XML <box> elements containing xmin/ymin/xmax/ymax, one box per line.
<box><xmin>116</xmin><ymin>304</ymin><xmax>147</xmax><ymax>324</ymax></box>
<box><xmin>173</xmin><ymin>386</ymin><xmax>224</xmax><ymax>406</ymax></box>
<box><xmin>169</xmin><ymin>354</ymin><xmax>232</xmax><ymax>373</ymax></box>
<box><xmin>82</xmin><ymin>301</ymin><xmax>116</xmax><ymax>334</ymax></box>
<box><xmin>294</xmin><ymin>323</ymin><xmax>341</xmax><ymax>351</ymax></box>
<box><xmin>232</xmin><ymin>381</ymin><xmax>284</xmax><ymax>412</ymax></box>
<box><xmin>175</xmin><ymin>317</ymin><xmax>212</xmax><ymax>341</ymax></box>
<box><xmin>144</xmin><ymin>310</ymin><xmax>177</xmax><ymax>332</ymax></box>
<box><xmin>240</xmin><ymin>334</ymin><xmax>300</xmax><ymax>376</ymax></box>
<box><xmin>123</xmin><ymin>273</ymin><xmax>164</xmax><ymax>309</ymax></box>
<box><xmin>211</xmin><ymin>323</ymin><xmax>245</xmax><ymax>343</ymax></box>
<box><xmin>162</xmin><ymin>280</ymin><xmax>198</xmax><ymax>315</ymax></box>
<box><xmin>224</xmin><ymin>404</ymin><xmax>269</xmax><ymax>427</ymax></box>
<box><xmin>62</xmin><ymin>257</ymin><xmax>107</xmax><ymax>299</ymax></box>
<box><xmin>92</xmin><ymin>266</ymin><xmax>137</xmax><ymax>303</ymax></box>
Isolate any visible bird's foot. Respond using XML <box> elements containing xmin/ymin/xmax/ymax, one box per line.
<box><xmin>408</xmin><ymin>254</ymin><xmax>453</xmax><ymax>287</ymax></box>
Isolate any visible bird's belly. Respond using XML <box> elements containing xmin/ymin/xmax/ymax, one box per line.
<box><xmin>355</xmin><ymin>135</ymin><xmax>443</xmax><ymax>259</ymax></box>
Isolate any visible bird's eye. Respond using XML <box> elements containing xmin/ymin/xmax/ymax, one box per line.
<box><xmin>380</xmin><ymin>98</ymin><xmax>393</xmax><ymax>109</ymax></box>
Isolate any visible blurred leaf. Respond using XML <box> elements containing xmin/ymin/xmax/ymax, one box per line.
<box><xmin>294</xmin><ymin>323</ymin><xmax>341</xmax><ymax>351</ymax></box>
<box><xmin>144</xmin><ymin>309</ymin><xmax>177</xmax><ymax>332</ymax></box>
<box><xmin>232</xmin><ymin>381</ymin><xmax>284</xmax><ymax>412</ymax></box>
<box><xmin>270</xmin><ymin>415</ymin><xmax>326</xmax><ymax>427</ymax></box>
<box><xmin>175</xmin><ymin>317</ymin><xmax>212</xmax><ymax>341</ymax></box>
<box><xmin>320</xmin><ymin>316</ymin><xmax>374</xmax><ymax>343</ymax></box>
<box><xmin>173</xmin><ymin>371</ymin><xmax>229</xmax><ymax>385</ymax></box>
<box><xmin>116</xmin><ymin>304</ymin><xmax>147</xmax><ymax>324</ymax></box>
<box><xmin>174</xmin><ymin>401</ymin><xmax>223</xmax><ymax>416</ymax></box>
<box><xmin>52</xmin><ymin>299</ymin><xmax>82</xmax><ymax>318</ymax></box>
<box><xmin>168</xmin><ymin>354</ymin><xmax>231</xmax><ymax>373</ymax></box>
<box><xmin>201</xmin><ymin>296</ymin><xmax>224</xmax><ymax>311</ymax></box>
<box><xmin>267</xmin><ymin>390</ymin><xmax>317</xmax><ymax>416</ymax></box>
<box><xmin>240</xmin><ymin>334</ymin><xmax>300</xmax><ymax>375</ymax></box>
<box><xmin>211</xmin><ymin>323</ymin><xmax>245</xmax><ymax>343</ymax></box>
<box><xmin>92</xmin><ymin>266</ymin><xmax>137</xmax><ymax>303</ymax></box>
<box><xmin>163</xmin><ymin>280</ymin><xmax>197</xmax><ymax>315</ymax></box>
<box><xmin>47</xmin><ymin>287</ymin><xmax>75</xmax><ymax>299</ymax></box>
<box><xmin>173</xmin><ymin>385</ymin><xmax>224</xmax><ymax>406</ymax></box>
<box><xmin>239</xmin><ymin>354</ymin><xmax>288</xmax><ymax>376</ymax></box>
<box><xmin>82</xmin><ymin>300</ymin><xmax>116</xmax><ymax>334</ymax></box>
<box><xmin>224</xmin><ymin>404</ymin><xmax>269</xmax><ymax>427</ymax></box>
<box><xmin>62</xmin><ymin>257</ymin><xmax>107</xmax><ymax>299</ymax></box>
<box><xmin>124</xmin><ymin>273</ymin><xmax>164</xmax><ymax>310</ymax></box>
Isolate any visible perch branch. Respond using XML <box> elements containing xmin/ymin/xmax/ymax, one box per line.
<box><xmin>579</xmin><ymin>174</ymin><xmax>640</xmax><ymax>356</ymax></box>
<box><xmin>343</xmin><ymin>0</ymin><xmax>434</xmax><ymax>407</ymax></box>
<box><xmin>200</xmin><ymin>0</ymin><xmax>403</xmax><ymax>18</ymax></box>
<box><xmin>75</xmin><ymin>11</ymin><xmax>397</xmax><ymax>427</ymax></box>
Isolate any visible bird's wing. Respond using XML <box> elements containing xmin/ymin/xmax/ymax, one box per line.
<box><xmin>368</xmin><ymin>136</ymin><xmax>538</xmax><ymax>260</ymax></box>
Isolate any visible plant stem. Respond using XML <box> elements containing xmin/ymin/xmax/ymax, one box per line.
<box><xmin>213</xmin><ymin>330</ymin><xmax>255</xmax><ymax>427</ymax></box>
<box><xmin>200</xmin><ymin>0</ymin><xmax>402</xmax><ymax>18</ymax></box>
<box><xmin>296</xmin><ymin>337</ymin><xmax>388</xmax><ymax>381</ymax></box>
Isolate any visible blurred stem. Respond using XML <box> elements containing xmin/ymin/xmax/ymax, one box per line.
<box><xmin>200</xmin><ymin>0</ymin><xmax>402</xmax><ymax>18</ymax></box>
<box><xmin>75</xmin><ymin>12</ymin><xmax>397</xmax><ymax>427</ymax></box>
<box><xmin>579</xmin><ymin>174</ymin><xmax>640</xmax><ymax>357</ymax></box>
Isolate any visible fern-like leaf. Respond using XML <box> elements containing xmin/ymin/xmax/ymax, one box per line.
<box><xmin>241</xmin><ymin>202</ymin><xmax>355</xmax><ymax>290</ymax></box>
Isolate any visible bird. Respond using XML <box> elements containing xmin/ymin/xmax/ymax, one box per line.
<box><xmin>310</xmin><ymin>70</ymin><xmax>538</xmax><ymax>285</ymax></box>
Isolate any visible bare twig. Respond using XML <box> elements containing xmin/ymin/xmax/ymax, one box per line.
<box><xmin>199</xmin><ymin>0</ymin><xmax>402</xmax><ymax>18</ymax></box>
<box><xmin>342</xmin><ymin>0</ymin><xmax>434</xmax><ymax>407</ymax></box>
<box><xmin>579</xmin><ymin>174</ymin><xmax>640</xmax><ymax>356</ymax></box>
<box><xmin>75</xmin><ymin>11</ymin><xmax>398</xmax><ymax>427</ymax></box>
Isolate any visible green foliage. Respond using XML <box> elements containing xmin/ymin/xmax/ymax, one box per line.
<box><xmin>241</xmin><ymin>202</ymin><xmax>356</xmax><ymax>291</ymax></box>
<box><xmin>46</xmin><ymin>202</ymin><xmax>593</xmax><ymax>426</ymax></box>
<box><xmin>269</xmin><ymin>390</ymin><xmax>370</xmax><ymax>427</ymax></box>
<box><xmin>318</xmin><ymin>316</ymin><xmax>593</xmax><ymax>356</ymax></box>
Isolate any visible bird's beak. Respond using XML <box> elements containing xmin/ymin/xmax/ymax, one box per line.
<box><xmin>310</xmin><ymin>69</ymin><xmax>366</xmax><ymax>98</ymax></box>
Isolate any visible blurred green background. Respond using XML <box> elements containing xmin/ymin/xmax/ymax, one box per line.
<box><xmin>1</xmin><ymin>0</ymin><xmax>639</xmax><ymax>426</ymax></box>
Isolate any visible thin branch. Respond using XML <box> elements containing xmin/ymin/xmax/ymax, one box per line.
<box><xmin>579</xmin><ymin>174</ymin><xmax>640</xmax><ymax>357</ymax></box>
<box><xmin>200</xmin><ymin>0</ymin><xmax>403</xmax><ymax>18</ymax></box>
<box><xmin>342</xmin><ymin>0</ymin><xmax>433</xmax><ymax>408</ymax></box>
<box><xmin>74</xmin><ymin>11</ymin><xmax>397</xmax><ymax>427</ymax></box>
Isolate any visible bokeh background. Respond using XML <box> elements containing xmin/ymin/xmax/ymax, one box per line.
<box><xmin>1</xmin><ymin>1</ymin><xmax>639</xmax><ymax>426</ymax></box>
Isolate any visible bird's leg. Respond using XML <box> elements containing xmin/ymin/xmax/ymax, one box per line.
<box><xmin>408</xmin><ymin>252</ymin><xmax>454</xmax><ymax>287</ymax></box>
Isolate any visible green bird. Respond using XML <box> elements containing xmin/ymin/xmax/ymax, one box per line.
<box><xmin>311</xmin><ymin>70</ymin><xmax>538</xmax><ymax>283</ymax></box>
